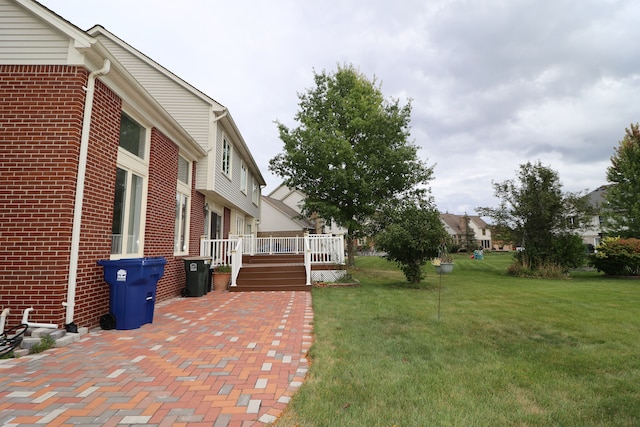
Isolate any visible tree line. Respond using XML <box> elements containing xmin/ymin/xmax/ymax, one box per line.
<box><xmin>269</xmin><ymin>64</ymin><xmax>640</xmax><ymax>282</ymax></box>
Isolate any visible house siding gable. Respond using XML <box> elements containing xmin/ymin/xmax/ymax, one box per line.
<box><xmin>95</xmin><ymin>35</ymin><xmax>211</xmax><ymax>148</ymax></box>
<box><xmin>259</xmin><ymin>201</ymin><xmax>304</xmax><ymax>234</ymax></box>
<box><xmin>0</xmin><ymin>0</ymin><xmax>79</xmax><ymax>65</ymax></box>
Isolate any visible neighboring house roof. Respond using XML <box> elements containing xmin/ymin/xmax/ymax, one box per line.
<box><xmin>586</xmin><ymin>185</ymin><xmax>609</xmax><ymax>210</ymax></box>
<box><xmin>262</xmin><ymin>196</ymin><xmax>314</xmax><ymax>230</ymax></box>
<box><xmin>440</xmin><ymin>213</ymin><xmax>489</xmax><ymax>235</ymax></box>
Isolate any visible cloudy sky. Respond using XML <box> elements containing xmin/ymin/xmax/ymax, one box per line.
<box><xmin>40</xmin><ymin>0</ymin><xmax>640</xmax><ymax>214</ymax></box>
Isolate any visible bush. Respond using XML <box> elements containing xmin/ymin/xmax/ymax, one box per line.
<box><xmin>375</xmin><ymin>199</ymin><xmax>447</xmax><ymax>284</ymax></box>
<box><xmin>507</xmin><ymin>259</ymin><xmax>567</xmax><ymax>279</ymax></box>
<box><xmin>29</xmin><ymin>335</ymin><xmax>55</xmax><ymax>354</ymax></box>
<box><xmin>591</xmin><ymin>237</ymin><xmax>640</xmax><ymax>276</ymax></box>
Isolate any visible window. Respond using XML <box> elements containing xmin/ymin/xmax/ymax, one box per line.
<box><xmin>111</xmin><ymin>112</ymin><xmax>148</xmax><ymax>257</ymax></box>
<box><xmin>236</xmin><ymin>215</ymin><xmax>245</xmax><ymax>236</ymax></box>
<box><xmin>175</xmin><ymin>155</ymin><xmax>191</xmax><ymax>254</ymax></box>
<box><xmin>252</xmin><ymin>178</ymin><xmax>259</xmax><ymax>205</ymax></box>
<box><xmin>175</xmin><ymin>193</ymin><xmax>189</xmax><ymax>253</ymax></box>
<box><xmin>119</xmin><ymin>113</ymin><xmax>145</xmax><ymax>158</ymax></box>
<box><xmin>177</xmin><ymin>155</ymin><xmax>189</xmax><ymax>184</ymax></box>
<box><xmin>111</xmin><ymin>168</ymin><xmax>143</xmax><ymax>254</ymax></box>
<box><xmin>240</xmin><ymin>161</ymin><xmax>248</xmax><ymax>194</ymax></box>
<box><xmin>222</xmin><ymin>138</ymin><xmax>232</xmax><ymax>176</ymax></box>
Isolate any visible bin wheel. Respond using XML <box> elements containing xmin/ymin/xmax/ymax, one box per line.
<box><xmin>181</xmin><ymin>287</ymin><xmax>188</xmax><ymax>297</ymax></box>
<box><xmin>99</xmin><ymin>313</ymin><xmax>116</xmax><ymax>330</ymax></box>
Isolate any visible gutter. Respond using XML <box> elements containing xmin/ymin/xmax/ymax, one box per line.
<box><xmin>63</xmin><ymin>59</ymin><xmax>111</xmax><ymax>330</ymax></box>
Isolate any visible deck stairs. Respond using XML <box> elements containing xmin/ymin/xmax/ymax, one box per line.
<box><xmin>231</xmin><ymin>254</ymin><xmax>310</xmax><ymax>292</ymax></box>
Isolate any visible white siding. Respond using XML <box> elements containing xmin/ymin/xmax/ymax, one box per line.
<box><xmin>281</xmin><ymin>191</ymin><xmax>305</xmax><ymax>211</ymax></box>
<box><xmin>269</xmin><ymin>184</ymin><xmax>291</xmax><ymax>200</ymax></box>
<box><xmin>95</xmin><ymin>36</ymin><xmax>211</xmax><ymax>147</ymax></box>
<box><xmin>0</xmin><ymin>1</ymin><xmax>74</xmax><ymax>64</ymax></box>
<box><xmin>213</xmin><ymin>130</ymin><xmax>260</xmax><ymax>219</ymax></box>
<box><xmin>260</xmin><ymin>201</ymin><xmax>302</xmax><ymax>233</ymax></box>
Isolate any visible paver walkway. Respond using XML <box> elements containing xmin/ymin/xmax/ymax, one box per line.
<box><xmin>0</xmin><ymin>291</ymin><xmax>313</xmax><ymax>426</ymax></box>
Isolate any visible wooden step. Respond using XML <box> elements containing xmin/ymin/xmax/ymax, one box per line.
<box><xmin>231</xmin><ymin>255</ymin><xmax>310</xmax><ymax>292</ymax></box>
<box><xmin>242</xmin><ymin>253</ymin><xmax>304</xmax><ymax>265</ymax></box>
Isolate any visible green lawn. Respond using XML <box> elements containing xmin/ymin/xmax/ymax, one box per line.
<box><xmin>275</xmin><ymin>252</ymin><xmax>640</xmax><ymax>427</ymax></box>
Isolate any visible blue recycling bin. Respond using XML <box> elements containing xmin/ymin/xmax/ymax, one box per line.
<box><xmin>97</xmin><ymin>257</ymin><xmax>166</xmax><ymax>330</ymax></box>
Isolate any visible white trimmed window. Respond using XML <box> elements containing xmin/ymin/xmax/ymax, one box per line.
<box><xmin>222</xmin><ymin>137</ymin><xmax>232</xmax><ymax>177</ymax></box>
<box><xmin>240</xmin><ymin>161</ymin><xmax>248</xmax><ymax>194</ymax></box>
<box><xmin>111</xmin><ymin>112</ymin><xmax>149</xmax><ymax>257</ymax></box>
<box><xmin>236</xmin><ymin>215</ymin><xmax>245</xmax><ymax>236</ymax></box>
<box><xmin>252</xmin><ymin>178</ymin><xmax>260</xmax><ymax>206</ymax></box>
<box><xmin>174</xmin><ymin>155</ymin><xmax>191</xmax><ymax>254</ymax></box>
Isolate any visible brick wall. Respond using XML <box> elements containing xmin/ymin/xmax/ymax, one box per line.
<box><xmin>0</xmin><ymin>65</ymin><xmax>87</xmax><ymax>327</ymax></box>
<box><xmin>72</xmin><ymin>79</ymin><xmax>121</xmax><ymax>327</ymax></box>
<box><xmin>146</xmin><ymin>129</ymin><xmax>179</xmax><ymax>301</ymax></box>
<box><xmin>0</xmin><ymin>65</ymin><xmax>206</xmax><ymax>329</ymax></box>
<box><xmin>146</xmin><ymin>129</ymin><xmax>206</xmax><ymax>302</ymax></box>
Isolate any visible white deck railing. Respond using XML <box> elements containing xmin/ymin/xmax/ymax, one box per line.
<box><xmin>230</xmin><ymin>237</ymin><xmax>243</xmax><ymax>287</ymax></box>
<box><xmin>200</xmin><ymin>234</ymin><xmax>345</xmax><ymax>287</ymax></box>
<box><xmin>199</xmin><ymin>238</ymin><xmax>238</xmax><ymax>265</ymax></box>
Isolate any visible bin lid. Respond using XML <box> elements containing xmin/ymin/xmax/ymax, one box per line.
<box><xmin>98</xmin><ymin>256</ymin><xmax>167</xmax><ymax>267</ymax></box>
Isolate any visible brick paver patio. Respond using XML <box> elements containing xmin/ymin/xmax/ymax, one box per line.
<box><xmin>0</xmin><ymin>291</ymin><xmax>313</xmax><ymax>426</ymax></box>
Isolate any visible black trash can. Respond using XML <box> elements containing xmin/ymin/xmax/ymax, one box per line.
<box><xmin>97</xmin><ymin>257</ymin><xmax>166</xmax><ymax>330</ymax></box>
<box><xmin>183</xmin><ymin>256</ymin><xmax>211</xmax><ymax>297</ymax></box>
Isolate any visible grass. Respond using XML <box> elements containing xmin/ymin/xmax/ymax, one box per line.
<box><xmin>275</xmin><ymin>252</ymin><xmax>640</xmax><ymax>426</ymax></box>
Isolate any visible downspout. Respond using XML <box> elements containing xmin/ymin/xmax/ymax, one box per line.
<box><xmin>63</xmin><ymin>59</ymin><xmax>111</xmax><ymax>330</ymax></box>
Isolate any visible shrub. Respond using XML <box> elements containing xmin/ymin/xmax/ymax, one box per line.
<box><xmin>591</xmin><ymin>237</ymin><xmax>640</xmax><ymax>275</ymax></box>
<box><xmin>507</xmin><ymin>258</ymin><xmax>567</xmax><ymax>279</ymax></box>
<box><xmin>375</xmin><ymin>200</ymin><xmax>447</xmax><ymax>284</ymax></box>
<box><xmin>29</xmin><ymin>335</ymin><xmax>55</xmax><ymax>354</ymax></box>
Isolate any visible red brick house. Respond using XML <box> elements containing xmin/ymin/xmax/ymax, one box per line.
<box><xmin>0</xmin><ymin>0</ymin><xmax>265</xmax><ymax>329</ymax></box>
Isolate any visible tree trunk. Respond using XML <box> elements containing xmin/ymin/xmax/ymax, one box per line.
<box><xmin>346</xmin><ymin>233</ymin><xmax>355</xmax><ymax>268</ymax></box>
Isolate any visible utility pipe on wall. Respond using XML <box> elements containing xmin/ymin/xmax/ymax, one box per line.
<box><xmin>63</xmin><ymin>59</ymin><xmax>111</xmax><ymax>327</ymax></box>
<box><xmin>0</xmin><ymin>308</ymin><xmax>9</xmax><ymax>334</ymax></box>
<box><xmin>22</xmin><ymin>308</ymin><xmax>57</xmax><ymax>329</ymax></box>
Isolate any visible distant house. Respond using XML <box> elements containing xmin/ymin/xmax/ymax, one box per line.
<box><xmin>440</xmin><ymin>213</ymin><xmax>493</xmax><ymax>250</ymax></box>
<box><xmin>259</xmin><ymin>184</ymin><xmax>347</xmax><ymax>237</ymax></box>
<box><xmin>0</xmin><ymin>0</ymin><xmax>264</xmax><ymax>329</ymax></box>
<box><xmin>582</xmin><ymin>185</ymin><xmax>608</xmax><ymax>247</ymax></box>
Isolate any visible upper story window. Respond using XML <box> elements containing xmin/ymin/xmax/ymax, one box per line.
<box><xmin>240</xmin><ymin>161</ymin><xmax>248</xmax><ymax>194</ymax></box>
<box><xmin>222</xmin><ymin>138</ymin><xmax>232</xmax><ymax>176</ymax></box>
<box><xmin>252</xmin><ymin>178</ymin><xmax>260</xmax><ymax>206</ymax></box>
<box><xmin>119</xmin><ymin>113</ymin><xmax>146</xmax><ymax>158</ymax></box>
<box><xmin>111</xmin><ymin>112</ymin><xmax>149</xmax><ymax>257</ymax></box>
<box><xmin>178</xmin><ymin>155</ymin><xmax>190</xmax><ymax>184</ymax></box>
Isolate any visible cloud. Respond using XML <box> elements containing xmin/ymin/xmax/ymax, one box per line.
<box><xmin>40</xmin><ymin>0</ymin><xmax>640</xmax><ymax>214</ymax></box>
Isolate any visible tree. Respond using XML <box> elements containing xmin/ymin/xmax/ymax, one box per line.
<box><xmin>269</xmin><ymin>64</ymin><xmax>434</xmax><ymax>267</ymax></box>
<box><xmin>477</xmin><ymin>161</ymin><xmax>593</xmax><ymax>272</ymax></box>
<box><xmin>375</xmin><ymin>198</ymin><xmax>446</xmax><ymax>283</ymax></box>
<box><xmin>604</xmin><ymin>123</ymin><xmax>640</xmax><ymax>238</ymax></box>
<box><xmin>462</xmin><ymin>213</ymin><xmax>477</xmax><ymax>251</ymax></box>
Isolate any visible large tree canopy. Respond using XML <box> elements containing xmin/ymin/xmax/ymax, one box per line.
<box><xmin>478</xmin><ymin>161</ymin><xmax>593</xmax><ymax>273</ymax></box>
<box><xmin>604</xmin><ymin>123</ymin><xmax>640</xmax><ymax>238</ymax></box>
<box><xmin>269</xmin><ymin>64</ymin><xmax>433</xmax><ymax>266</ymax></box>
